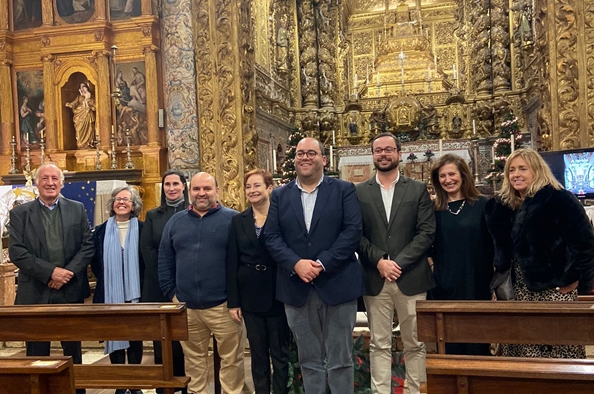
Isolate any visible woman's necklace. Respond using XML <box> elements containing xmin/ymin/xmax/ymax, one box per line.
<box><xmin>447</xmin><ymin>199</ymin><xmax>466</xmax><ymax>215</ymax></box>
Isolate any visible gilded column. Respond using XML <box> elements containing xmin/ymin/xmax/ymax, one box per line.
<box><xmin>95</xmin><ymin>0</ymin><xmax>106</xmax><ymax>21</ymax></box>
<box><xmin>585</xmin><ymin>1</ymin><xmax>594</xmax><ymax>146</ymax></box>
<box><xmin>93</xmin><ymin>50</ymin><xmax>112</xmax><ymax>148</ymax></box>
<box><xmin>192</xmin><ymin>0</ymin><xmax>257</xmax><ymax>210</ymax></box>
<box><xmin>298</xmin><ymin>0</ymin><xmax>319</xmax><ymax>108</ymax></box>
<box><xmin>316</xmin><ymin>0</ymin><xmax>337</xmax><ymax>108</ymax></box>
<box><xmin>469</xmin><ymin>1</ymin><xmax>492</xmax><ymax>95</ymax></box>
<box><xmin>491</xmin><ymin>0</ymin><xmax>511</xmax><ymax>92</ymax></box>
<box><xmin>143</xmin><ymin>45</ymin><xmax>160</xmax><ymax>146</ymax></box>
<box><xmin>41</xmin><ymin>55</ymin><xmax>57</xmax><ymax>151</ymax></box>
<box><xmin>0</xmin><ymin>0</ymin><xmax>8</xmax><ymax>30</ymax></box>
<box><xmin>41</xmin><ymin>0</ymin><xmax>53</xmax><ymax>27</ymax></box>
<box><xmin>0</xmin><ymin>60</ymin><xmax>14</xmax><ymax>155</ymax></box>
<box><xmin>141</xmin><ymin>0</ymin><xmax>152</xmax><ymax>15</ymax></box>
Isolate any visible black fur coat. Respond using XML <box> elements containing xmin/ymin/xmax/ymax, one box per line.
<box><xmin>485</xmin><ymin>185</ymin><xmax>594</xmax><ymax>293</ymax></box>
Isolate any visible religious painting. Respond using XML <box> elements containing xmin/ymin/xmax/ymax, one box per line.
<box><xmin>56</xmin><ymin>0</ymin><xmax>95</xmax><ymax>24</ymax></box>
<box><xmin>114</xmin><ymin>61</ymin><xmax>148</xmax><ymax>146</ymax></box>
<box><xmin>109</xmin><ymin>0</ymin><xmax>141</xmax><ymax>21</ymax></box>
<box><xmin>16</xmin><ymin>70</ymin><xmax>44</xmax><ymax>148</ymax></box>
<box><xmin>13</xmin><ymin>0</ymin><xmax>42</xmax><ymax>30</ymax></box>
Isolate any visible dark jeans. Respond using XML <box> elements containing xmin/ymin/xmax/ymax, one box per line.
<box><xmin>109</xmin><ymin>341</ymin><xmax>143</xmax><ymax>364</ymax></box>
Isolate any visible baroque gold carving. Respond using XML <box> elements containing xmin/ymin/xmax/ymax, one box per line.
<box><xmin>41</xmin><ymin>36</ymin><xmax>50</xmax><ymax>47</ymax></box>
<box><xmin>299</xmin><ymin>0</ymin><xmax>318</xmax><ymax>107</ymax></box>
<box><xmin>556</xmin><ymin>0</ymin><xmax>580</xmax><ymax>150</ymax></box>
<box><xmin>585</xmin><ymin>0</ymin><xmax>594</xmax><ymax>145</ymax></box>
<box><xmin>353</xmin><ymin>31</ymin><xmax>373</xmax><ymax>55</ymax></box>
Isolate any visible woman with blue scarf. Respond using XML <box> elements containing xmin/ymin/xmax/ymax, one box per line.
<box><xmin>92</xmin><ymin>185</ymin><xmax>144</xmax><ymax>394</ymax></box>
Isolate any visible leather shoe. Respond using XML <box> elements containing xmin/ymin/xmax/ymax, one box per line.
<box><xmin>114</xmin><ymin>390</ymin><xmax>127</xmax><ymax>394</ymax></box>
<box><xmin>129</xmin><ymin>390</ymin><xmax>143</xmax><ymax>394</ymax></box>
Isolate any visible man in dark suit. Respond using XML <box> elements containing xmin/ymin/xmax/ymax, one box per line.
<box><xmin>9</xmin><ymin>163</ymin><xmax>94</xmax><ymax>394</ymax></box>
<box><xmin>356</xmin><ymin>133</ymin><xmax>435</xmax><ymax>394</ymax></box>
<box><xmin>266</xmin><ymin>137</ymin><xmax>363</xmax><ymax>394</ymax></box>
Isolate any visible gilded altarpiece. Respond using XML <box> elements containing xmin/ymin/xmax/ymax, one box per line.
<box><xmin>191</xmin><ymin>0</ymin><xmax>258</xmax><ymax>210</ymax></box>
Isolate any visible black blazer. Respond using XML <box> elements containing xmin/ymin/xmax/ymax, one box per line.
<box><xmin>226</xmin><ymin>206</ymin><xmax>284</xmax><ymax>314</ymax></box>
<box><xmin>139</xmin><ymin>205</ymin><xmax>186</xmax><ymax>302</ymax></box>
<box><xmin>9</xmin><ymin>197</ymin><xmax>94</xmax><ymax>304</ymax></box>
<box><xmin>91</xmin><ymin>219</ymin><xmax>144</xmax><ymax>303</ymax></box>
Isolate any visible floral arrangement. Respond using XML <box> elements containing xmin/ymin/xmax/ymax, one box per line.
<box><xmin>407</xmin><ymin>153</ymin><xmax>418</xmax><ymax>163</ymax></box>
<box><xmin>424</xmin><ymin>149</ymin><xmax>434</xmax><ymax>160</ymax></box>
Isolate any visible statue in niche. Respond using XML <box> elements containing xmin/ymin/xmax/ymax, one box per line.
<box><xmin>276</xmin><ymin>15</ymin><xmax>289</xmax><ymax>71</ymax></box>
<box><xmin>452</xmin><ymin>115</ymin><xmax>462</xmax><ymax>133</ymax></box>
<box><xmin>348</xmin><ymin>112</ymin><xmax>358</xmax><ymax>136</ymax></box>
<box><xmin>20</xmin><ymin>96</ymin><xmax>38</xmax><ymax>144</ymax></box>
<box><xmin>65</xmin><ymin>82</ymin><xmax>96</xmax><ymax>149</ymax></box>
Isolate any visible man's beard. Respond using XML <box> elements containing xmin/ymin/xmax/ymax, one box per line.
<box><xmin>374</xmin><ymin>159</ymin><xmax>399</xmax><ymax>172</ymax></box>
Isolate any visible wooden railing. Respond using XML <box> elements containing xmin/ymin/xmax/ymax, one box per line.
<box><xmin>0</xmin><ymin>303</ymin><xmax>190</xmax><ymax>394</ymax></box>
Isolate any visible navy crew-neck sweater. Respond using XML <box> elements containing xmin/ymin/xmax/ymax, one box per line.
<box><xmin>158</xmin><ymin>204</ymin><xmax>238</xmax><ymax>309</ymax></box>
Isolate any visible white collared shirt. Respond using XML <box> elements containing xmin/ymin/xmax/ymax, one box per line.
<box><xmin>375</xmin><ymin>172</ymin><xmax>399</xmax><ymax>223</ymax></box>
<box><xmin>295</xmin><ymin>175</ymin><xmax>324</xmax><ymax>232</ymax></box>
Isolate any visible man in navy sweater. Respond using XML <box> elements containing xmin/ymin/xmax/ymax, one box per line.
<box><xmin>159</xmin><ymin>172</ymin><xmax>246</xmax><ymax>394</ymax></box>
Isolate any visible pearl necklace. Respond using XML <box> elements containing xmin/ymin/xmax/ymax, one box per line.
<box><xmin>447</xmin><ymin>200</ymin><xmax>466</xmax><ymax>215</ymax></box>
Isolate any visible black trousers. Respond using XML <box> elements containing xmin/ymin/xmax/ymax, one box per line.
<box><xmin>27</xmin><ymin>341</ymin><xmax>85</xmax><ymax>394</ymax></box>
<box><xmin>109</xmin><ymin>341</ymin><xmax>144</xmax><ymax>364</ymax></box>
<box><xmin>153</xmin><ymin>340</ymin><xmax>187</xmax><ymax>394</ymax></box>
<box><xmin>243</xmin><ymin>311</ymin><xmax>291</xmax><ymax>394</ymax></box>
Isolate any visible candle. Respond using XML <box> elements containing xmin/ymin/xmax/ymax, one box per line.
<box><xmin>332</xmin><ymin>129</ymin><xmax>336</xmax><ymax>146</ymax></box>
<box><xmin>491</xmin><ymin>146</ymin><xmax>495</xmax><ymax>164</ymax></box>
<box><xmin>452</xmin><ymin>63</ymin><xmax>457</xmax><ymax>77</ymax></box>
<box><xmin>354</xmin><ymin>74</ymin><xmax>358</xmax><ymax>88</ymax></box>
<box><xmin>427</xmin><ymin>66</ymin><xmax>431</xmax><ymax>79</ymax></box>
<box><xmin>377</xmin><ymin>72</ymin><xmax>380</xmax><ymax>85</ymax></box>
<box><xmin>434</xmin><ymin>54</ymin><xmax>437</xmax><ymax>68</ymax></box>
<box><xmin>272</xmin><ymin>148</ymin><xmax>277</xmax><ymax>171</ymax></box>
<box><xmin>329</xmin><ymin>146</ymin><xmax>334</xmax><ymax>170</ymax></box>
<box><xmin>472</xmin><ymin>119</ymin><xmax>476</xmax><ymax>136</ymax></box>
<box><xmin>439</xmin><ymin>139</ymin><xmax>443</xmax><ymax>156</ymax></box>
<box><xmin>111</xmin><ymin>125</ymin><xmax>115</xmax><ymax>137</ymax></box>
<box><xmin>511</xmin><ymin>134</ymin><xmax>515</xmax><ymax>153</ymax></box>
<box><xmin>25</xmin><ymin>133</ymin><xmax>29</xmax><ymax>144</ymax></box>
<box><xmin>41</xmin><ymin>129</ymin><xmax>45</xmax><ymax>141</ymax></box>
<box><xmin>366</xmin><ymin>64</ymin><xmax>369</xmax><ymax>82</ymax></box>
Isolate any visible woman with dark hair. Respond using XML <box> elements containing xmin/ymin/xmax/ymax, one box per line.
<box><xmin>140</xmin><ymin>169</ymin><xmax>188</xmax><ymax>394</ymax></box>
<box><xmin>486</xmin><ymin>148</ymin><xmax>594</xmax><ymax>358</ymax></box>
<box><xmin>226</xmin><ymin>169</ymin><xmax>290</xmax><ymax>394</ymax></box>
<box><xmin>91</xmin><ymin>185</ymin><xmax>144</xmax><ymax>394</ymax></box>
<box><xmin>429</xmin><ymin>154</ymin><xmax>494</xmax><ymax>355</ymax></box>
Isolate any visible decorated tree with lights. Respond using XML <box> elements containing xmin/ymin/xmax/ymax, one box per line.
<box><xmin>280</xmin><ymin>128</ymin><xmax>306</xmax><ymax>184</ymax></box>
<box><xmin>486</xmin><ymin>113</ymin><xmax>523</xmax><ymax>184</ymax></box>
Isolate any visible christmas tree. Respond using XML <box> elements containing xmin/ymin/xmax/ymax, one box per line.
<box><xmin>280</xmin><ymin>128</ymin><xmax>306</xmax><ymax>184</ymax></box>
<box><xmin>486</xmin><ymin>112</ymin><xmax>523</xmax><ymax>184</ymax></box>
<box><xmin>492</xmin><ymin>113</ymin><xmax>523</xmax><ymax>171</ymax></box>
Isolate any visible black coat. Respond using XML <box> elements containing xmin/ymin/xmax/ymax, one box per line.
<box><xmin>139</xmin><ymin>205</ymin><xmax>186</xmax><ymax>302</ymax></box>
<box><xmin>226</xmin><ymin>206</ymin><xmax>284</xmax><ymax>315</ymax></box>
<box><xmin>485</xmin><ymin>186</ymin><xmax>594</xmax><ymax>293</ymax></box>
<box><xmin>91</xmin><ymin>219</ymin><xmax>144</xmax><ymax>303</ymax></box>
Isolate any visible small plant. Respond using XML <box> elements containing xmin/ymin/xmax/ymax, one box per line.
<box><xmin>424</xmin><ymin>149</ymin><xmax>434</xmax><ymax>160</ymax></box>
<box><xmin>407</xmin><ymin>153</ymin><xmax>418</xmax><ymax>163</ymax></box>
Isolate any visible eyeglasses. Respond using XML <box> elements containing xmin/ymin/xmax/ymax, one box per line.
<box><xmin>115</xmin><ymin>197</ymin><xmax>131</xmax><ymax>203</ymax></box>
<box><xmin>373</xmin><ymin>147</ymin><xmax>398</xmax><ymax>155</ymax></box>
<box><xmin>295</xmin><ymin>150</ymin><xmax>320</xmax><ymax>159</ymax></box>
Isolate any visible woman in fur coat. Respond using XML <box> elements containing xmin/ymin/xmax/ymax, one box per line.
<box><xmin>485</xmin><ymin>148</ymin><xmax>594</xmax><ymax>358</ymax></box>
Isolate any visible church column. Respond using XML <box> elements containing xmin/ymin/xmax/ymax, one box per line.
<box><xmin>141</xmin><ymin>0</ymin><xmax>152</xmax><ymax>15</ymax></box>
<box><xmin>41</xmin><ymin>0</ymin><xmax>54</xmax><ymax>27</ymax></box>
<box><xmin>315</xmin><ymin>0</ymin><xmax>337</xmax><ymax>108</ymax></box>
<box><xmin>0</xmin><ymin>0</ymin><xmax>8</xmax><ymax>30</ymax></box>
<box><xmin>41</xmin><ymin>55</ymin><xmax>58</xmax><ymax>151</ymax></box>
<box><xmin>298</xmin><ymin>0</ymin><xmax>319</xmax><ymax>108</ymax></box>
<box><xmin>0</xmin><ymin>60</ymin><xmax>14</xmax><ymax>155</ymax></box>
<box><xmin>192</xmin><ymin>0</ymin><xmax>257</xmax><ymax>210</ymax></box>
<box><xmin>468</xmin><ymin>2</ymin><xmax>492</xmax><ymax>95</ymax></box>
<box><xmin>143</xmin><ymin>45</ymin><xmax>160</xmax><ymax>147</ymax></box>
<box><xmin>94</xmin><ymin>50</ymin><xmax>112</xmax><ymax>148</ymax></box>
<box><xmin>95</xmin><ymin>0</ymin><xmax>106</xmax><ymax>21</ymax></box>
<box><xmin>490</xmin><ymin>0</ymin><xmax>511</xmax><ymax>92</ymax></box>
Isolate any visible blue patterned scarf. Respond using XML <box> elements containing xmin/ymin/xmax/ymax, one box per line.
<box><xmin>103</xmin><ymin>216</ymin><xmax>141</xmax><ymax>354</ymax></box>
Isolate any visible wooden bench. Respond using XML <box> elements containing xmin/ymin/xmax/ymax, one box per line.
<box><xmin>417</xmin><ymin>300</ymin><xmax>594</xmax><ymax>393</ymax></box>
<box><xmin>0</xmin><ymin>303</ymin><xmax>190</xmax><ymax>394</ymax></box>
<box><xmin>425</xmin><ymin>354</ymin><xmax>594</xmax><ymax>394</ymax></box>
<box><xmin>0</xmin><ymin>356</ymin><xmax>75</xmax><ymax>394</ymax></box>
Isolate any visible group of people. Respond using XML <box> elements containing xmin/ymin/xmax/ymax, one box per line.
<box><xmin>8</xmin><ymin>132</ymin><xmax>594</xmax><ymax>394</ymax></box>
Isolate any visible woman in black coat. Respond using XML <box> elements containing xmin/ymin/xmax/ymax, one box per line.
<box><xmin>226</xmin><ymin>169</ymin><xmax>290</xmax><ymax>394</ymax></box>
<box><xmin>485</xmin><ymin>148</ymin><xmax>594</xmax><ymax>358</ymax></box>
<box><xmin>92</xmin><ymin>185</ymin><xmax>144</xmax><ymax>394</ymax></box>
<box><xmin>139</xmin><ymin>169</ymin><xmax>189</xmax><ymax>394</ymax></box>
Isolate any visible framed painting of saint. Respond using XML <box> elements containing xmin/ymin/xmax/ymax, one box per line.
<box><xmin>114</xmin><ymin>61</ymin><xmax>148</xmax><ymax>146</ymax></box>
<box><xmin>110</xmin><ymin>0</ymin><xmax>141</xmax><ymax>21</ymax></box>
<box><xmin>13</xmin><ymin>0</ymin><xmax>42</xmax><ymax>30</ymax></box>
<box><xmin>16</xmin><ymin>70</ymin><xmax>44</xmax><ymax>147</ymax></box>
<box><xmin>56</xmin><ymin>0</ymin><xmax>94</xmax><ymax>24</ymax></box>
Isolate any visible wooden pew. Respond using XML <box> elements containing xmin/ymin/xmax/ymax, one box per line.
<box><xmin>0</xmin><ymin>356</ymin><xmax>75</xmax><ymax>394</ymax></box>
<box><xmin>425</xmin><ymin>354</ymin><xmax>594</xmax><ymax>394</ymax></box>
<box><xmin>0</xmin><ymin>303</ymin><xmax>190</xmax><ymax>394</ymax></box>
<box><xmin>417</xmin><ymin>301</ymin><xmax>594</xmax><ymax>394</ymax></box>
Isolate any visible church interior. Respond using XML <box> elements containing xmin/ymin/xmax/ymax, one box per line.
<box><xmin>1</xmin><ymin>2</ymin><xmax>594</xmax><ymax>392</ymax></box>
